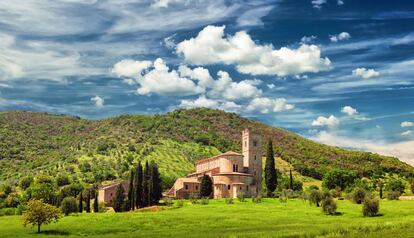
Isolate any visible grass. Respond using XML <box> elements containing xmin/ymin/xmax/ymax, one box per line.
<box><xmin>2</xmin><ymin>199</ymin><xmax>414</xmax><ymax>238</ymax></box>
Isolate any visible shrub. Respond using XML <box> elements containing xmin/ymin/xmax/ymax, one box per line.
<box><xmin>0</xmin><ymin>208</ymin><xmax>16</xmax><ymax>216</ymax></box>
<box><xmin>237</xmin><ymin>192</ymin><xmax>245</xmax><ymax>202</ymax></box>
<box><xmin>309</xmin><ymin>190</ymin><xmax>322</xmax><ymax>207</ymax></box>
<box><xmin>322</xmin><ymin>196</ymin><xmax>337</xmax><ymax>215</ymax></box>
<box><xmin>60</xmin><ymin>197</ymin><xmax>78</xmax><ymax>216</ymax></box>
<box><xmin>225</xmin><ymin>198</ymin><xmax>233</xmax><ymax>204</ymax></box>
<box><xmin>352</xmin><ymin>187</ymin><xmax>366</xmax><ymax>204</ymax></box>
<box><xmin>387</xmin><ymin>191</ymin><xmax>400</xmax><ymax>200</ymax></box>
<box><xmin>363</xmin><ymin>196</ymin><xmax>379</xmax><ymax>217</ymax></box>
<box><xmin>189</xmin><ymin>192</ymin><xmax>199</xmax><ymax>204</ymax></box>
<box><xmin>279</xmin><ymin>195</ymin><xmax>287</xmax><ymax>203</ymax></box>
<box><xmin>162</xmin><ymin>197</ymin><xmax>173</xmax><ymax>207</ymax></box>
<box><xmin>200</xmin><ymin>197</ymin><xmax>209</xmax><ymax>205</ymax></box>
<box><xmin>252</xmin><ymin>196</ymin><xmax>262</xmax><ymax>203</ymax></box>
<box><xmin>176</xmin><ymin>200</ymin><xmax>184</xmax><ymax>208</ymax></box>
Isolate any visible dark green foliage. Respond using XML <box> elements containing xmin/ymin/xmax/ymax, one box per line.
<box><xmin>265</xmin><ymin>139</ymin><xmax>277</xmax><ymax>196</ymax></box>
<box><xmin>112</xmin><ymin>184</ymin><xmax>125</xmax><ymax>212</ymax></box>
<box><xmin>127</xmin><ymin>170</ymin><xmax>134</xmax><ymax>211</ymax></box>
<box><xmin>386</xmin><ymin>178</ymin><xmax>405</xmax><ymax>194</ymax></box>
<box><xmin>411</xmin><ymin>181</ymin><xmax>414</xmax><ymax>194</ymax></box>
<box><xmin>289</xmin><ymin>169</ymin><xmax>293</xmax><ymax>190</ymax></box>
<box><xmin>387</xmin><ymin>191</ymin><xmax>401</xmax><ymax>200</ymax></box>
<box><xmin>78</xmin><ymin>192</ymin><xmax>83</xmax><ymax>213</ymax></box>
<box><xmin>56</xmin><ymin>174</ymin><xmax>71</xmax><ymax>187</ymax></box>
<box><xmin>279</xmin><ymin>175</ymin><xmax>303</xmax><ymax>191</ymax></box>
<box><xmin>309</xmin><ymin>190</ymin><xmax>323</xmax><ymax>207</ymax></box>
<box><xmin>19</xmin><ymin>176</ymin><xmax>33</xmax><ymax>190</ymax></box>
<box><xmin>352</xmin><ymin>187</ymin><xmax>366</xmax><ymax>204</ymax></box>
<box><xmin>363</xmin><ymin>196</ymin><xmax>379</xmax><ymax>217</ymax></box>
<box><xmin>60</xmin><ymin>197</ymin><xmax>77</xmax><ymax>216</ymax></box>
<box><xmin>321</xmin><ymin>192</ymin><xmax>337</xmax><ymax>215</ymax></box>
<box><xmin>151</xmin><ymin>162</ymin><xmax>162</xmax><ymax>204</ymax></box>
<box><xmin>93</xmin><ymin>192</ymin><xmax>99</xmax><ymax>213</ymax></box>
<box><xmin>26</xmin><ymin>183</ymin><xmax>56</xmax><ymax>205</ymax></box>
<box><xmin>85</xmin><ymin>191</ymin><xmax>91</xmax><ymax>213</ymax></box>
<box><xmin>379</xmin><ymin>180</ymin><xmax>383</xmax><ymax>199</ymax></box>
<box><xmin>142</xmin><ymin>161</ymin><xmax>150</xmax><ymax>207</ymax></box>
<box><xmin>322</xmin><ymin>169</ymin><xmax>358</xmax><ymax>190</ymax></box>
<box><xmin>135</xmin><ymin>163</ymin><xmax>143</xmax><ymax>209</ymax></box>
<box><xmin>59</xmin><ymin>183</ymin><xmax>83</xmax><ymax>201</ymax></box>
<box><xmin>200</xmin><ymin>175</ymin><xmax>213</xmax><ymax>198</ymax></box>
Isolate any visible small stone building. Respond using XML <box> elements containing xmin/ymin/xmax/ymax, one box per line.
<box><xmin>98</xmin><ymin>180</ymin><xmax>129</xmax><ymax>205</ymax></box>
<box><xmin>167</xmin><ymin>129</ymin><xmax>262</xmax><ymax>199</ymax></box>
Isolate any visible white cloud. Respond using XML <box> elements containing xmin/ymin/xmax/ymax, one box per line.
<box><xmin>91</xmin><ymin>96</ymin><xmax>104</xmax><ymax>108</ymax></box>
<box><xmin>111</xmin><ymin>59</ymin><xmax>152</xmax><ymax>79</ymax></box>
<box><xmin>337</xmin><ymin>0</ymin><xmax>344</xmax><ymax>5</ymax></box>
<box><xmin>352</xmin><ymin>67</ymin><xmax>380</xmax><ymax>79</ymax></box>
<box><xmin>178</xmin><ymin>65</ymin><xmax>215</xmax><ymax>88</ymax></box>
<box><xmin>267</xmin><ymin>83</ymin><xmax>275</xmax><ymax>89</ymax></box>
<box><xmin>312</xmin><ymin>131</ymin><xmax>414</xmax><ymax>165</ymax></box>
<box><xmin>301</xmin><ymin>35</ymin><xmax>317</xmax><ymax>44</ymax></box>
<box><xmin>163</xmin><ymin>35</ymin><xmax>177</xmax><ymax>49</ymax></box>
<box><xmin>312</xmin><ymin>115</ymin><xmax>339</xmax><ymax>127</ymax></box>
<box><xmin>401</xmin><ymin>121</ymin><xmax>414</xmax><ymax>127</ymax></box>
<box><xmin>341</xmin><ymin>105</ymin><xmax>358</xmax><ymax>116</ymax></box>
<box><xmin>401</xmin><ymin>130</ymin><xmax>413</xmax><ymax>136</ymax></box>
<box><xmin>247</xmin><ymin>97</ymin><xmax>294</xmax><ymax>113</ymax></box>
<box><xmin>236</xmin><ymin>5</ymin><xmax>274</xmax><ymax>27</ymax></box>
<box><xmin>176</xmin><ymin>25</ymin><xmax>331</xmax><ymax>77</ymax></box>
<box><xmin>311</xmin><ymin>0</ymin><xmax>327</xmax><ymax>9</ymax></box>
<box><xmin>178</xmin><ymin>95</ymin><xmax>241</xmax><ymax>112</ymax></box>
<box><xmin>330</xmin><ymin>32</ymin><xmax>351</xmax><ymax>42</ymax></box>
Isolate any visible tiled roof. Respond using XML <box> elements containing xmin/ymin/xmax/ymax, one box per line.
<box><xmin>196</xmin><ymin>151</ymin><xmax>243</xmax><ymax>165</ymax></box>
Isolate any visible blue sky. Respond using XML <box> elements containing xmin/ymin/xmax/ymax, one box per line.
<box><xmin>0</xmin><ymin>0</ymin><xmax>413</xmax><ymax>163</ymax></box>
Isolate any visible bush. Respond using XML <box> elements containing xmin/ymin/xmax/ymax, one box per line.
<box><xmin>352</xmin><ymin>187</ymin><xmax>366</xmax><ymax>204</ymax></box>
<box><xmin>237</xmin><ymin>192</ymin><xmax>245</xmax><ymax>202</ymax></box>
<box><xmin>322</xmin><ymin>196</ymin><xmax>337</xmax><ymax>215</ymax></box>
<box><xmin>252</xmin><ymin>196</ymin><xmax>262</xmax><ymax>203</ymax></box>
<box><xmin>363</xmin><ymin>196</ymin><xmax>379</xmax><ymax>217</ymax></box>
<box><xmin>162</xmin><ymin>197</ymin><xmax>173</xmax><ymax>207</ymax></box>
<box><xmin>309</xmin><ymin>190</ymin><xmax>322</xmax><ymax>207</ymax></box>
<box><xmin>386</xmin><ymin>179</ymin><xmax>405</xmax><ymax>194</ymax></box>
<box><xmin>176</xmin><ymin>200</ymin><xmax>184</xmax><ymax>208</ymax></box>
<box><xmin>0</xmin><ymin>208</ymin><xmax>16</xmax><ymax>216</ymax></box>
<box><xmin>60</xmin><ymin>197</ymin><xmax>78</xmax><ymax>216</ymax></box>
<box><xmin>387</xmin><ymin>191</ymin><xmax>400</xmax><ymax>200</ymax></box>
<box><xmin>189</xmin><ymin>193</ymin><xmax>199</xmax><ymax>204</ymax></box>
<box><xmin>225</xmin><ymin>198</ymin><xmax>233</xmax><ymax>204</ymax></box>
<box><xmin>200</xmin><ymin>197</ymin><xmax>209</xmax><ymax>205</ymax></box>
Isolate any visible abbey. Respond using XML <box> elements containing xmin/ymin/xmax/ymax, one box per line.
<box><xmin>167</xmin><ymin>129</ymin><xmax>262</xmax><ymax>199</ymax></box>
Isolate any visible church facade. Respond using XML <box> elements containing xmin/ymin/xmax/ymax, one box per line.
<box><xmin>166</xmin><ymin>129</ymin><xmax>262</xmax><ymax>199</ymax></box>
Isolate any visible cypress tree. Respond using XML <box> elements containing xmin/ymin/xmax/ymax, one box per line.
<box><xmin>78</xmin><ymin>192</ymin><xmax>83</xmax><ymax>213</ymax></box>
<box><xmin>151</xmin><ymin>162</ymin><xmax>162</xmax><ymax>204</ymax></box>
<box><xmin>93</xmin><ymin>191</ymin><xmax>99</xmax><ymax>213</ymax></box>
<box><xmin>200</xmin><ymin>175</ymin><xmax>213</xmax><ymax>198</ymax></box>
<box><xmin>142</xmin><ymin>161</ymin><xmax>150</xmax><ymax>207</ymax></box>
<box><xmin>85</xmin><ymin>191</ymin><xmax>91</xmax><ymax>213</ymax></box>
<box><xmin>379</xmin><ymin>180</ymin><xmax>383</xmax><ymax>199</ymax></box>
<box><xmin>127</xmin><ymin>170</ymin><xmax>135</xmax><ymax>211</ymax></box>
<box><xmin>112</xmin><ymin>184</ymin><xmax>125</xmax><ymax>212</ymax></box>
<box><xmin>135</xmin><ymin>163</ymin><xmax>143</xmax><ymax>209</ymax></box>
<box><xmin>289</xmin><ymin>169</ymin><xmax>293</xmax><ymax>190</ymax></box>
<box><xmin>265</xmin><ymin>139</ymin><xmax>277</xmax><ymax>197</ymax></box>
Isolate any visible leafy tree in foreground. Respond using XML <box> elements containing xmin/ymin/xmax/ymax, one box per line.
<box><xmin>78</xmin><ymin>192</ymin><xmax>83</xmax><ymax>213</ymax></box>
<box><xmin>265</xmin><ymin>139</ymin><xmax>277</xmax><ymax>197</ymax></box>
<box><xmin>60</xmin><ymin>197</ymin><xmax>78</xmax><ymax>216</ymax></box>
<box><xmin>200</xmin><ymin>175</ymin><xmax>213</xmax><ymax>198</ymax></box>
<box><xmin>85</xmin><ymin>191</ymin><xmax>91</xmax><ymax>213</ymax></box>
<box><xmin>112</xmin><ymin>184</ymin><xmax>125</xmax><ymax>212</ymax></box>
<box><xmin>23</xmin><ymin>200</ymin><xmax>62</xmax><ymax>233</ymax></box>
<box><xmin>135</xmin><ymin>163</ymin><xmax>143</xmax><ymax>209</ymax></box>
<box><xmin>93</xmin><ymin>191</ymin><xmax>99</xmax><ymax>213</ymax></box>
<box><xmin>127</xmin><ymin>170</ymin><xmax>135</xmax><ymax>211</ymax></box>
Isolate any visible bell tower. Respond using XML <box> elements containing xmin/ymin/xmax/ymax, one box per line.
<box><xmin>242</xmin><ymin>129</ymin><xmax>262</xmax><ymax>195</ymax></box>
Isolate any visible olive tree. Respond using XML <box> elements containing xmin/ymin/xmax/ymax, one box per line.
<box><xmin>22</xmin><ymin>200</ymin><xmax>62</xmax><ymax>233</ymax></box>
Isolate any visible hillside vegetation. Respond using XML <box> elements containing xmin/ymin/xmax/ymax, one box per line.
<box><xmin>0</xmin><ymin>108</ymin><xmax>412</xmax><ymax>187</ymax></box>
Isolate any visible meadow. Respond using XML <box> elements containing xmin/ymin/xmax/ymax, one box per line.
<box><xmin>1</xmin><ymin>199</ymin><xmax>414</xmax><ymax>238</ymax></box>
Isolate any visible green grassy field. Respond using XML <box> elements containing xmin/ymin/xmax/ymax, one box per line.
<box><xmin>1</xmin><ymin>199</ymin><xmax>414</xmax><ymax>238</ymax></box>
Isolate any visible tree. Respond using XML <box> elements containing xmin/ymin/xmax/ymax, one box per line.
<box><xmin>85</xmin><ymin>191</ymin><xmax>91</xmax><ymax>213</ymax></box>
<box><xmin>93</xmin><ymin>191</ymin><xmax>99</xmax><ymax>213</ymax></box>
<box><xmin>60</xmin><ymin>197</ymin><xmax>78</xmax><ymax>216</ymax></box>
<box><xmin>127</xmin><ymin>170</ymin><xmax>135</xmax><ymax>211</ymax></box>
<box><xmin>322</xmin><ymin>169</ymin><xmax>358</xmax><ymax>190</ymax></box>
<box><xmin>321</xmin><ymin>192</ymin><xmax>337</xmax><ymax>215</ymax></box>
<box><xmin>352</xmin><ymin>187</ymin><xmax>366</xmax><ymax>204</ymax></box>
<box><xmin>151</xmin><ymin>162</ymin><xmax>162</xmax><ymax>204</ymax></box>
<box><xmin>386</xmin><ymin>178</ymin><xmax>405</xmax><ymax>194</ymax></box>
<box><xmin>309</xmin><ymin>189</ymin><xmax>322</xmax><ymax>207</ymax></box>
<box><xmin>142</xmin><ymin>161</ymin><xmax>150</xmax><ymax>207</ymax></box>
<box><xmin>78</xmin><ymin>192</ymin><xmax>83</xmax><ymax>213</ymax></box>
<box><xmin>135</xmin><ymin>163</ymin><xmax>143</xmax><ymax>209</ymax></box>
<box><xmin>411</xmin><ymin>181</ymin><xmax>414</xmax><ymax>194</ymax></box>
<box><xmin>363</xmin><ymin>196</ymin><xmax>379</xmax><ymax>217</ymax></box>
<box><xmin>19</xmin><ymin>176</ymin><xmax>33</xmax><ymax>190</ymax></box>
<box><xmin>200</xmin><ymin>175</ymin><xmax>213</xmax><ymax>198</ymax></box>
<box><xmin>265</xmin><ymin>139</ymin><xmax>277</xmax><ymax>196</ymax></box>
<box><xmin>113</xmin><ymin>184</ymin><xmax>125</xmax><ymax>212</ymax></box>
<box><xmin>289</xmin><ymin>169</ymin><xmax>293</xmax><ymax>190</ymax></box>
<box><xmin>23</xmin><ymin>200</ymin><xmax>62</xmax><ymax>233</ymax></box>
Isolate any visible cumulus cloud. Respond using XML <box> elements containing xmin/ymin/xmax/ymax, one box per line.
<box><xmin>312</xmin><ymin>131</ymin><xmax>414</xmax><ymax>165</ymax></box>
<box><xmin>91</xmin><ymin>96</ymin><xmax>104</xmax><ymax>108</ymax></box>
<box><xmin>330</xmin><ymin>32</ymin><xmax>351</xmax><ymax>42</ymax></box>
<box><xmin>401</xmin><ymin>121</ymin><xmax>414</xmax><ymax>127</ymax></box>
<box><xmin>352</xmin><ymin>67</ymin><xmax>380</xmax><ymax>79</ymax></box>
<box><xmin>401</xmin><ymin>130</ymin><xmax>413</xmax><ymax>136</ymax></box>
<box><xmin>176</xmin><ymin>25</ymin><xmax>331</xmax><ymax>77</ymax></box>
<box><xmin>311</xmin><ymin>115</ymin><xmax>339</xmax><ymax>127</ymax></box>
<box><xmin>178</xmin><ymin>95</ymin><xmax>241</xmax><ymax>112</ymax></box>
<box><xmin>247</xmin><ymin>97</ymin><xmax>294</xmax><ymax>113</ymax></box>
<box><xmin>111</xmin><ymin>59</ymin><xmax>152</xmax><ymax>79</ymax></box>
<box><xmin>341</xmin><ymin>106</ymin><xmax>358</xmax><ymax>116</ymax></box>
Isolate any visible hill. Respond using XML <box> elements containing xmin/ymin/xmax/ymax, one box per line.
<box><xmin>0</xmin><ymin>108</ymin><xmax>412</xmax><ymax>187</ymax></box>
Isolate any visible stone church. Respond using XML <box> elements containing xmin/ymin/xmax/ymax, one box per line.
<box><xmin>167</xmin><ymin>129</ymin><xmax>262</xmax><ymax>199</ymax></box>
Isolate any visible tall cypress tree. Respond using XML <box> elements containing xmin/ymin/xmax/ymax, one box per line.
<box><xmin>78</xmin><ymin>192</ymin><xmax>83</xmax><ymax>213</ymax></box>
<box><xmin>142</xmin><ymin>161</ymin><xmax>150</xmax><ymax>207</ymax></box>
<box><xmin>85</xmin><ymin>191</ymin><xmax>91</xmax><ymax>213</ymax></box>
<box><xmin>265</xmin><ymin>139</ymin><xmax>277</xmax><ymax>197</ymax></box>
<box><xmin>151</xmin><ymin>162</ymin><xmax>162</xmax><ymax>204</ymax></box>
<box><xmin>127</xmin><ymin>170</ymin><xmax>135</xmax><ymax>211</ymax></box>
<box><xmin>135</xmin><ymin>163</ymin><xmax>143</xmax><ymax>209</ymax></box>
<box><xmin>112</xmin><ymin>184</ymin><xmax>125</xmax><ymax>212</ymax></box>
<box><xmin>93</xmin><ymin>191</ymin><xmax>99</xmax><ymax>213</ymax></box>
<box><xmin>289</xmin><ymin>169</ymin><xmax>293</xmax><ymax>190</ymax></box>
<box><xmin>200</xmin><ymin>174</ymin><xmax>213</xmax><ymax>198</ymax></box>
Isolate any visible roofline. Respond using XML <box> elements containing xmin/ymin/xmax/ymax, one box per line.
<box><xmin>196</xmin><ymin>151</ymin><xmax>243</xmax><ymax>165</ymax></box>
